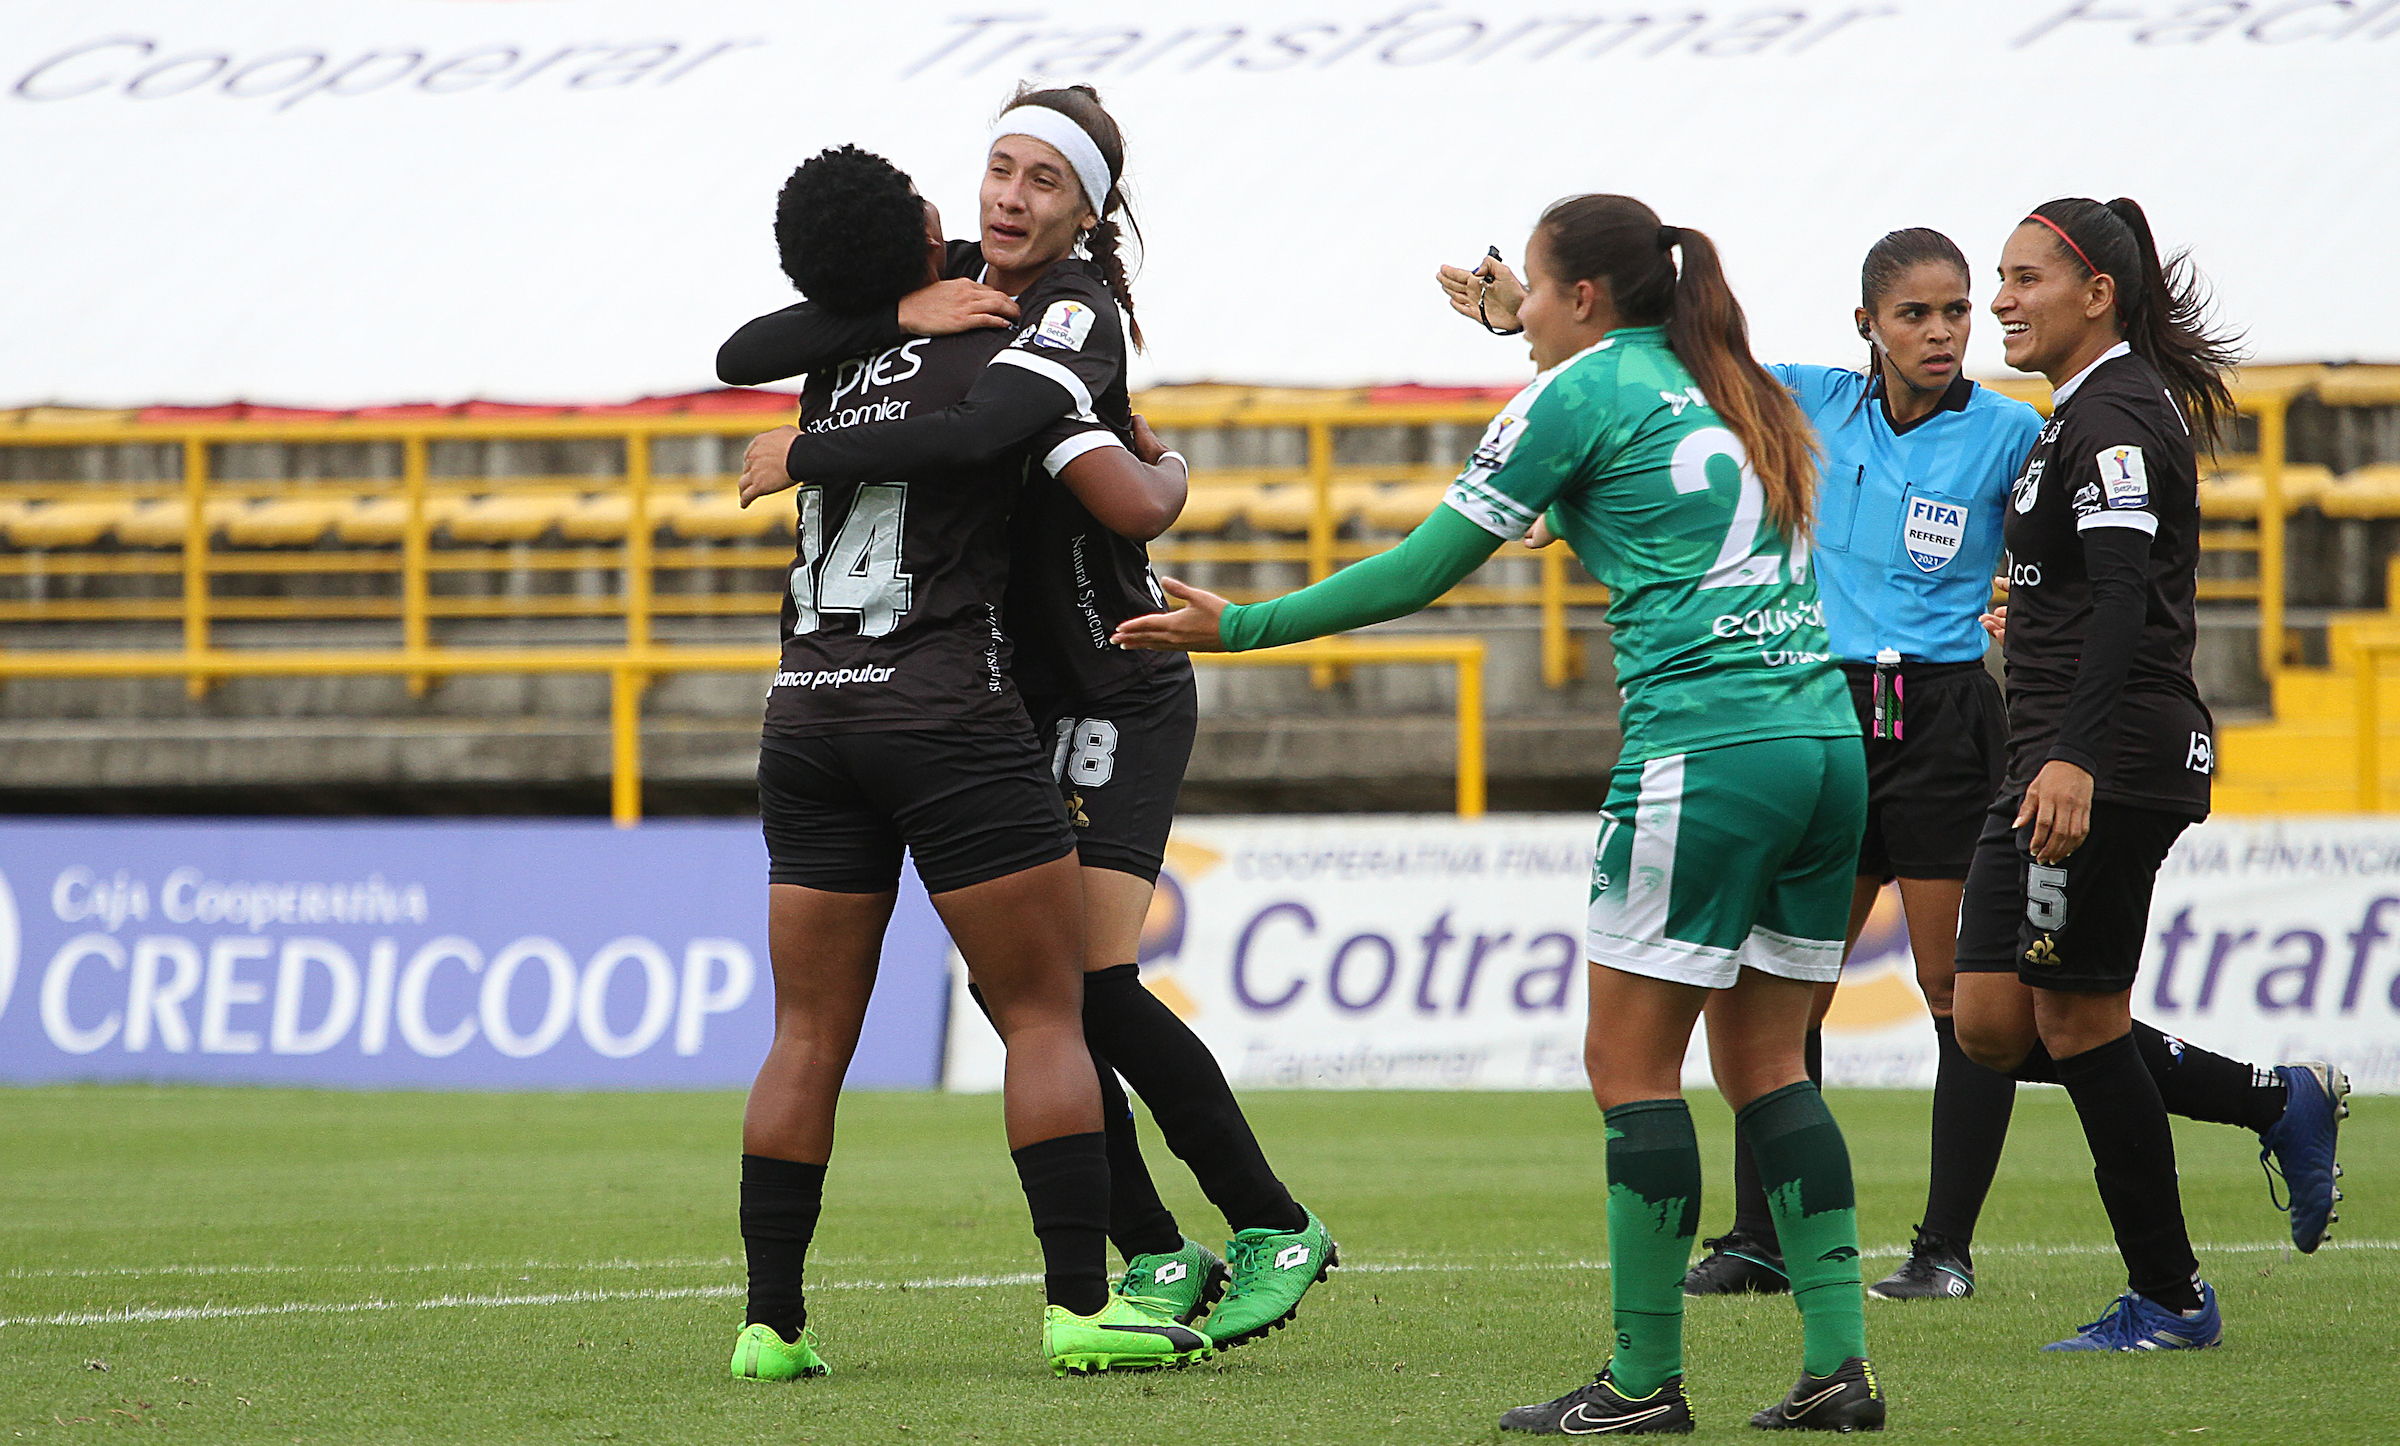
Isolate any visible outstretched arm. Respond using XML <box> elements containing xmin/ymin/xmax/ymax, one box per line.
<box><xmin>1113</xmin><ymin>505</ymin><xmax>1502</xmax><ymax>652</ymax></box>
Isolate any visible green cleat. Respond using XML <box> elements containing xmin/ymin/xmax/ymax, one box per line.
<box><xmin>1206</xmin><ymin>1205</ymin><xmax>1338</xmax><ymax>1350</ymax></box>
<box><xmin>1117</xmin><ymin>1237</ymin><xmax>1228</xmax><ymax>1325</ymax></box>
<box><xmin>1045</xmin><ymin>1295</ymin><xmax>1214</xmax><ymax>1376</ymax></box>
<box><xmin>729</xmin><ymin>1322</ymin><xmax>830</xmax><ymax>1382</ymax></box>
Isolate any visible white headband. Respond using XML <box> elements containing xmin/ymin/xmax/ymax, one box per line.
<box><xmin>989</xmin><ymin>105</ymin><xmax>1114</xmax><ymax>218</ymax></box>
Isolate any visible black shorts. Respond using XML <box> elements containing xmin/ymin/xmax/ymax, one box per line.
<box><xmin>1843</xmin><ymin>660</ymin><xmax>2005</xmax><ymax>881</ymax></box>
<box><xmin>757</xmin><ymin>727</ymin><xmax>1075</xmax><ymax>895</ymax></box>
<box><xmin>1953</xmin><ymin>795</ymin><xmax>2193</xmax><ymax>994</ymax></box>
<box><xmin>1027</xmin><ymin>666</ymin><xmax>1198</xmax><ymax>885</ymax></box>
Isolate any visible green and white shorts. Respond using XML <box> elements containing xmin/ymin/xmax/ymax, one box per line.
<box><xmin>1586</xmin><ymin>734</ymin><xmax>1867</xmax><ymax>990</ymax></box>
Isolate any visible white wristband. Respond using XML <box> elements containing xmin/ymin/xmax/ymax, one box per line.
<box><xmin>1159</xmin><ymin>449</ymin><xmax>1188</xmax><ymax>473</ymax></box>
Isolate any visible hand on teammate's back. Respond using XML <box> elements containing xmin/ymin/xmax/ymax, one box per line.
<box><xmin>897</xmin><ymin>278</ymin><xmax>1018</xmax><ymax>336</ymax></box>
<box><xmin>2015</xmin><ymin>758</ymin><xmax>2093</xmax><ymax>863</ymax></box>
<box><xmin>1435</xmin><ymin>256</ymin><xmax>1524</xmax><ymax>331</ymax></box>
<box><xmin>738</xmin><ymin>425</ymin><xmax>803</xmax><ymax>507</ymax></box>
<box><xmin>1128</xmin><ymin>413</ymin><xmax>1171</xmax><ymax>466</ymax></box>
<box><xmin>1112</xmin><ymin>576</ymin><xmax>1231</xmax><ymax>652</ymax></box>
<box><xmin>1981</xmin><ymin>605</ymin><xmax>2007</xmax><ymax>646</ymax></box>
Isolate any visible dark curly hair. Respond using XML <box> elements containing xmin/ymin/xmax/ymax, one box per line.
<box><xmin>774</xmin><ymin>144</ymin><xmax>929</xmax><ymax>315</ymax></box>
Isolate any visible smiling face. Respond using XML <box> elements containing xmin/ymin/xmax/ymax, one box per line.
<box><xmin>979</xmin><ymin>133</ymin><xmax>1098</xmax><ymax>281</ymax></box>
<box><xmin>1992</xmin><ymin>221</ymin><xmax>2118</xmax><ymax>381</ymax></box>
<box><xmin>1862</xmin><ymin>260</ymin><xmax>1972</xmax><ymax>394</ymax></box>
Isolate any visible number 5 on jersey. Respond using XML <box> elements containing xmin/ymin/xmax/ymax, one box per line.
<box><xmin>790</xmin><ymin>484</ymin><xmax>915</xmax><ymax>637</ymax></box>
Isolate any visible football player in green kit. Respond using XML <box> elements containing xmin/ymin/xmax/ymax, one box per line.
<box><xmin>1116</xmin><ymin>194</ymin><xmax>1883</xmax><ymax>1433</ymax></box>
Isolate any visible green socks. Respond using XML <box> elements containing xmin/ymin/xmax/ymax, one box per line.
<box><xmin>1739</xmin><ymin>1081</ymin><xmax>1868</xmax><ymax>1376</ymax></box>
<box><xmin>1602</xmin><ymin>1099</ymin><xmax>1701</xmax><ymax>1397</ymax></box>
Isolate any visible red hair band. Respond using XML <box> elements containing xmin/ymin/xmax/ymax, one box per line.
<box><xmin>2025</xmin><ymin>212</ymin><xmax>2099</xmax><ymax>277</ymax></box>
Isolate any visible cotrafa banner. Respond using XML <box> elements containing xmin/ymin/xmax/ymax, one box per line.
<box><xmin>0</xmin><ymin>820</ymin><xmax>951</xmax><ymax>1089</ymax></box>
<box><xmin>943</xmin><ymin>815</ymin><xmax>2400</xmax><ymax>1095</ymax></box>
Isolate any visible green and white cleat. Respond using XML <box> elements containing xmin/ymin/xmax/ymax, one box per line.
<box><xmin>1117</xmin><ymin>1237</ymin><xmax>1228</xmax><ymax>1325</ymax></box>
<box><xmin>729</xmin><ymin>1322</ymin><xmax>830</xmax><ymax>1382</ymax></box>
<box><xmin>1044</xmin><ymin>1295</ymin><xmax>1214</xmax><ymax>1376</ymax></box>
<box><xmin>1206</xmin><ymin>1204</ymin><xmax>1338</xmax><ymax>1350</ymax></box>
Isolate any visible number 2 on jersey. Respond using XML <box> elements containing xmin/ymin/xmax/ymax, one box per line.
<box><xmin>1671</xmin><ymin>426</ymin><xmax>1805</xmax><ymax>590</ymax></box>
<box><xmin>788</xmin><ymin>484</ymin><xmax>915</xmax><ymax>638</ymax></box>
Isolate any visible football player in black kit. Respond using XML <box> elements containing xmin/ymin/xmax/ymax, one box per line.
<box><xmin>719</xmin><ymin>139</ymin><xmax>1209</xmax><ymax>1382</ymax></box>
<box><xmin>1951</xmin><ymin>198</ymin><xmax>2348</xmax><ymax>1353</ymax></box>
<box><xmin>725</xmin><ymin>87</ymin><xmax>1330</xmax><ymax>1365</ymax></box>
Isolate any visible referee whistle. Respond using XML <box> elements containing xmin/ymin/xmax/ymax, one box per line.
<box><xmin>1872</xmin><ymin>647</ymin><xmax>1904</xmax><ymax>741</ymax></box>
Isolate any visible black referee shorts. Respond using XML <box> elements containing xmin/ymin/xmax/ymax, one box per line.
<box><xmin>1842</xmin><ymin>660</ymin><xmax>2005</xmax><ymax>881</ymax></box>
<box><xmin>1027</xmin><ymin>666</ymin><xmax>1198</xmax><ymax>885</ymax></box>
<box><xmin>757</xmin><ymin>727</ymin><xmax>1075</xmax><ymax>896</ymax></box>
<box><xmin>1953</xmin><ymin>796</ymin><xmax>2192</xmax><ymax>994</ymax></box>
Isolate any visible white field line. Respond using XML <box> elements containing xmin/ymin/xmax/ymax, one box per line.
<box><xmin>5</xmin><ymin>1240</ymin><xmax>2395</xmax><ymax>1330</ymax></box>
<box><xmin>2</xmin><ymin>1256</ymin><xmax>741</xmax><ymax>1282</ymax></box>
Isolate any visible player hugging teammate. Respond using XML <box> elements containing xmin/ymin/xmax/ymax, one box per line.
<box><xmin>719</xmin><ymin>86</ymin><xmax>1334</xmax><ymax>1383</ymax></box>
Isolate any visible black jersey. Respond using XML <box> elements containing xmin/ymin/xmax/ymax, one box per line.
<box><xmin>1998</xmin><ymin>345</ymin><xmax>2214</xmax><ymax>815</ymax></box>
<box><xmin>763</xmin><ymin>321</ymin><xmax>1028</xmax><ymax>738</ymax></box>
<box><xmin>997</xmin><ymin>275</ymin><xmax>1193</xmax><ymax>706</ymax></box>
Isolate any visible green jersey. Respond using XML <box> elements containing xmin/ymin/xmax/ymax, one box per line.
<box><xmin>1443</xmin><ymin>327</ymin><xmax>1855</xmax><ymax>765</ymax></box>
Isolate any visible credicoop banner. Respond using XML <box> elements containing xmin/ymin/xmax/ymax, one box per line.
<box><xmin>0</xmin><ymin>820</ymin><xmax>950</xmax><ymax>1089</ymax></box>
<box><xmin>944</xmin><ymin>814</ymin><xmax>2400</xmax><ymax>1095</ymax></box>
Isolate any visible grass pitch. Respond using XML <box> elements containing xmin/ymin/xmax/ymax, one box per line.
<box><xmin>1</xmin><ymin>1085</ymin><xmax>2392</xmax><ymax>1444</ymax></box>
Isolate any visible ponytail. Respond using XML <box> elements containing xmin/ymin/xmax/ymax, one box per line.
<box><xmin>2026</xmin><ymin>196</ymin><xmax>2242</xmax><ymax>445</ymax></box>
<box><xmin>1535</xmin><ymin>194</ymin><xmax>1818</xmax><ymax>536</ymax></box>
<box><xmin>1001</xmin><ymin>83</ymin><xmax>1145</xmax><ymax>350</ymax></box>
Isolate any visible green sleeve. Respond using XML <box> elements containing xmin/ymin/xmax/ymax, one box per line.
<box><xmin>1219</xmin><ymin>505</ymin><xmax>1503</xmax><ymax>651</ymax></box>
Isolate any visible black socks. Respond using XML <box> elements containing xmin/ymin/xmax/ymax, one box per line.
<box><xmin>740</xmin><ymin>1154</ymin><xmax>827</xmax><ymax>1342</ymax></box>
<box><xmin>2130</xmin><ymin>1022</ymin><xmax>2287</xmax><ymax>1133</ymax></box>
<box><xmin>1920</xmin><ymin>1013</ymin><xmax>2016</xmax><ymax>1248</ymax></box>
<box><xmin>1083</xmin><ymin>963</ymin><xmax>1305</xmax><ymax>1235</ymax></box>
<box><xmin>1095</xmin><ymin>1048</ymin><xmax>1184</xmax><ymax>1259</ymax></box>
<box><xmin>1011</xmin><ymin>1132</ymin><xmax>1112</xmax><ymax>1315</ymax></box>
<box><xmin>1728</xmin><ymin>1027</ymin><xmax>1822</xmax><ymax>1248</ymax></box>
<box><xmin>2054</xmin><ymin>1033</ymin><xmax>2203</xmax><ymax>1312</ymax></box>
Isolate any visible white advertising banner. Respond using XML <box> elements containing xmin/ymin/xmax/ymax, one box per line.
<box><xmin>944</xmin><ymin>814</ymin><xmax>2400</xmax><ymax>1095</ymax></box>
<box><xmin>5</xmin><ymin>1</ymin><xmax>2398</xmax><ymax>409</ymax></box>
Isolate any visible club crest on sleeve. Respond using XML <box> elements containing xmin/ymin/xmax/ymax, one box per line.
<box><xmin>1030</xmin><ymin>299</ymin><xmax>1096</xmax><ymax>351</ymax></box>
<box><xmin>1903</xmin><ymin>496</ymin><xmax>1966</xmax><ymax>573</ymax></box>
<box><xmin>2012</xmin><ymin>457</ymin><xmax>2044</xmax><ymax>513</ymax></box>
<box><xmin>2098</xmin><ymin>444</ymin><xmax>2149</xmax><ymax>508</ymax></box>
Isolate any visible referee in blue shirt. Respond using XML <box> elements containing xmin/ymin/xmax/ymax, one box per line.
<box><xmin>1679</xmin><ymin>228</ymin><xmax>2040</xmax><ymax>1301</ymax></box>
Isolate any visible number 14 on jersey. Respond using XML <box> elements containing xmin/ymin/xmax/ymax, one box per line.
<box><xmin>790</xmin><ymin>484</ymin><xmax>915</xmax><ymax>638</ymax></box>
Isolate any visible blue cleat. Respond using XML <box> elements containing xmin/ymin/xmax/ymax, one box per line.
<box><xmin>2042</xmin><ymin>1281</ymin><xmax>2221</xmax><ymax>1353</ymax></box>
<box><xmin>2259</xmin><ymin>1063</ymin><xmax>2350</xmax><ymax>1253</ymax></box>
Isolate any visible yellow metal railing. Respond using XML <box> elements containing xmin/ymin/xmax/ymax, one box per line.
<box><xmin>0</xmin><ymin>645</ymin><xmax>758</xmax><ymax>827</ymax></box>
<box><xmin>0</xmin><ymin>401</ymin><xmax>1606</xmax><ymax>692</ymax></box>
<box><xmin>0</xmin><ymin>375</ymin><xmax>2350</xmax><ymax>705</ymax></box>
<box><xmin>0</xmin><ymin>635</ymin><xmax>1488</xmax><ymax>824</ymax></box>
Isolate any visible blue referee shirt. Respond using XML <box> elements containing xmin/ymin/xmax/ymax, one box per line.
<box><xmin>1770</xmin><ymin>364</ymin><xmax>2045</xmax><ymax>664</ymax></box>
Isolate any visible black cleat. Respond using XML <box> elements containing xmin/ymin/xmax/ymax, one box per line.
<box><xmin>1750</xmin><ymin>1356</ymin><xmax>1885</xmax><ymax>1433</ymax></box>
<box><xmin>1867</xmin><ymin>1226</ymin><xmax>1973</xmax><ymax>1301</ymax></box>
<box><xmin>1682</xmin><ymin>1231</ymin><xmax>1788</xmax><ymax>1296</ymax></box>
<box><xmin>1499</xmin><ymin>1368</ymin><xmax>1695</xmax><ymax>1435</ymax></box>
